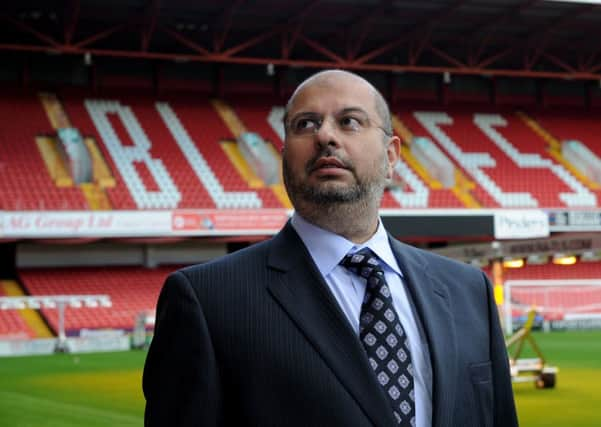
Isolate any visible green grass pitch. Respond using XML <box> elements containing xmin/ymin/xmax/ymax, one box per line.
<box><xmin>0</xmin><ymin>330</ymin><xmax>600</xmax><ymax>426</ymax></box>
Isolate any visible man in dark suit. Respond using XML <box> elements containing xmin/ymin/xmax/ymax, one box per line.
<box><xmin>143</xmin><ymin>69</ymin><xmax>518</xmax><ymax>427</ymax></box>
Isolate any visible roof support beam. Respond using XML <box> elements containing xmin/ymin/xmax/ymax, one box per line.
<box><xmin>298</xmin><ymin>34</ymin><xmax>346</xmax><ymax>64</ymax></box>
<box><xmin>221</xmin><ymin>26</ymin><xmax>282</xmax><ymax>57</ymax></box>
<box><xmin>1</xmin><ymin>42</ymin><xmax>598</xmax><ymax>81</ymax></box>
<box><xmin>141</xmin><ymin>0</ymin><xmax>161</xmax><ymax>52</ymax></box>
<box><xmin>466</xmin><ymin>0</ymin><xmax>541</xmax><ymax>38</ymax></box>
<box><xmin>524</xmin><ymin>4</ymin><xmax>595</xmax><ymax>70</ymax></box>
<box><xmin>409</xmin><ymin>26</ymin><xmax>433</xmax><ymax>66</ymax></box>
<box><xmin>221</xmin><ymin>1</ymin><xmax>324</xmax><ymax>61</ymax></box>
<box><xmin>585</xmin><ymin>49</ymin><xmax>601</xmax><ymax>71</ymax></box>
<box><xmin>0</xmin><ymin>14</ymin><xmax>60</xmax><ymax>48</ymax></box>
<box><xmin>347</xmin><ymin>0</ymin><xmax>394</xmax><ymax>60</ymax></box>
<box><xmin>591</xmin><ymin>62</ymin><xmax>601</xmax><ymax>73</ymax></box>
<box><xmin>64</xmin><ymin>0</ymin><xmax>81</xmax><ymax>45</ymax></box>
<box><xmin>159</xmin><ymin>25</ymin><xmax>210</xmax><ymax>55</ymax></box>
<box><xmin>73</xmin><ymin>23</ymin><xmax>128</xmax><ymax>49</ymax></box>
<box><xmin>469</xmin><ymin>0</ymin><xmax>540</xmax><ymax>66</ymax></box>
<box><xmin>282</xmin><ymin>0</ymin><xmax>322</xmax><ymax>59</ymax></box>
<box><xmin>213</xmin><ymin>0</ymin><xmax>246</xmax><ymax>52</ymax></box>
<box><xmin>429</xmin><ymin>44</ymin><xmax>466</xmax><ymax>68</ymax></box>
<box><xmin>354</xmin><ymin>0</ymin><xmax>467</xmax><ymax>65</ymax></box>
<box><xmin>542</xmin><ymin>52</ymin><xmax>576</xmax><ymax>73</ymax></box>
<box><xmin>478</xmin><ymin>47</ymin><xmax>513</xmax><ymax>68</ymax></box>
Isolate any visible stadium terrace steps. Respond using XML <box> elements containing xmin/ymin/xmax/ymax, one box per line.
<box><xmin>39</xmin><ymin>93</ymin><xmax>71</xmax><ymax>130</ymax></box>
<box><xmin>0</xmin><ymin>280</ymin><xmax>49</xmax><ymax>339</ymax></box>
<box><xmin>18</xmin><ymin>267</ymin><xmax>173</xmax><ymax>334</ymax></box>
<box><xmin>79</xmin><ymin>183</ymin><xmax>112</xmax><ymax>210</ymax></box>
<box><xmin>36</xmin><ymin>137</ymin><xmax>74</xmax><ymax>187</ymax></box>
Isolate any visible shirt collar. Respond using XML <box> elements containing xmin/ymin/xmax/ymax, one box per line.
<box><xmin>290</xmin><ymin>212</ymin><xmax>403</xmax><ymax>277</ymax></box>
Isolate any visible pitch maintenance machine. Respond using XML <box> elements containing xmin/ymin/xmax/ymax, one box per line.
<box><xmin>505</xmin><ymin>308</ymin><xmax>558</xmax><ymax>389</ymax></box>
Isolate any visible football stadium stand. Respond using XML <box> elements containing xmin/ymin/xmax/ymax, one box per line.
<box><xmin>503</xmin><ymin>262</ymin><xmax>601</xmax><ymax>281</ymax></box>
<box><xmin>3</xmin><ymin>90</ymin><xmax>601</xmax><ymax>211</ymax></box>
<box><xmin>492</xmin><ymin>262</ymin><xmax>601</xmax><ymax>327</ymax></box>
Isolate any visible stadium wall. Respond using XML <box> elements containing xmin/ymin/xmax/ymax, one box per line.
<box><xmin>15</xmin><ymin>241</ymin><xmax>227</xmax><ymax>268</ymax></box>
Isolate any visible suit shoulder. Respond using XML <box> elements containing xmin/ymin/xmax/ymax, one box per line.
<box><xmin>396</xmin><ymin>240</ymin><xmax>485</xmax><ymax>279</ymax></box>
<box><xmin>424</xmin><ymin>248</ymin><xmax>483</xmax><ymax>276</ymax></box>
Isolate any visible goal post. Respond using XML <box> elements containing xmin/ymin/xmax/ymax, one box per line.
<box><xmin>503</xmin><ymin>279</ymin><xmax>601</xmax><ymax>335</ymax></box>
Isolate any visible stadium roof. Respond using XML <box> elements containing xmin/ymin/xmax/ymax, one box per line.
<box><xmin>1</xmin><ymin>0</ymin><xmax>601</xmax><ymax>80</ymax></box>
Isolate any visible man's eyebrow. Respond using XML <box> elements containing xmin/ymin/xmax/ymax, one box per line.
<box><xmin>286</xmin><ymin>111</ymin><xmax>320</xmax><ymax>123</ymax></box>
<box><xmin>287</xmin><ymin>107</ymin><xmax>370</xmax><ymax>123</ymax></box>
<box><xmin>337</xmin><ymin>107</ymin><xmax>370</xmax><ymax>117</ymax></box>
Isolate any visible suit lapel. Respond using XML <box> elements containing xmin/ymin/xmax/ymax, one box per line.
<box><xmin>266</xmin><ymin>223</ymin><xmax>395</xmax><ymax>427</ymax></box>
<box><xmin>389</xmin><ymin>237</ymin><xmax>457</xmax><ymax>427</ymax></box>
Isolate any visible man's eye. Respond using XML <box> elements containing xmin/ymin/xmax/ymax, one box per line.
<box><xmin>339</xmin><ymin>116</ymin><xmax>362</xmax><ymax>131</ymax></box>
<box><xmin>293</xmin><ymin>118</ymin><xmax>318</xmax><ymax>132</ymax></box>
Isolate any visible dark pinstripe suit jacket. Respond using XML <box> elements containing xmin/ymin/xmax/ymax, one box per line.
<box><xmin>143</xmin><ymin>222</ymin><xmax>518</xmax><ymax>427</ymax></box>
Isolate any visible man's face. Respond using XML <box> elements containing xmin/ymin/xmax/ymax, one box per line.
<box><xmin>282</xmin><ymin>74</ymin><xmax>399</xmax><ymax>209</ymax></box>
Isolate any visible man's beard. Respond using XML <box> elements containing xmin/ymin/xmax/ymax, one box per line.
<box><xmin>282</xmin><ymin>147</ymin><xmax>388</xmax><ymax>208</ymax></box>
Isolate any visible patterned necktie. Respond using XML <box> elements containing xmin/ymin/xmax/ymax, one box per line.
<box><xmin>340</xmin><ymin>248</ymin><xmax>415</xmax><ymax>427</ymax></box>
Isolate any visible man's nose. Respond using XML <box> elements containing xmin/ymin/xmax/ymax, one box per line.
<box><xmin>314</xmin><ymin>118</ymin><xmax>340</xmax><ymax>148</ymax></box>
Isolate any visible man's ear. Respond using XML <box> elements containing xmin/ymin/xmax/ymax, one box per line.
<box><xmin>385</xmin><ymin>136</ymin><xmax>401</xmax><ymax>179</ymax></box>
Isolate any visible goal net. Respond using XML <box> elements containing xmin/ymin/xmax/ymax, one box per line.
<box><xmin>503</xmin><ymin>279</ymin><xmax>601</xmax><ymax>333</ymax></box>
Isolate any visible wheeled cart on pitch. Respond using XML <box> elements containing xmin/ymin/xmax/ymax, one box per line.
<box><xmin>505</xmin><ymin>308</ymin><xmax>558</xmax><ymax>389</ymax></box>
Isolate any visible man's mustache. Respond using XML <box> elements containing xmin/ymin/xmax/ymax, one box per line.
<box><xmin>305</xmin><ymin>148</ymin><xmax>354</xmax><ymax>174</ymax></box>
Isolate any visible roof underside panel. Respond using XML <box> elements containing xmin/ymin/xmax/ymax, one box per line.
<box><xmin>1</xmin><ymin>0</ymin><xmax>600</xmax><ymax>80</ymax></box>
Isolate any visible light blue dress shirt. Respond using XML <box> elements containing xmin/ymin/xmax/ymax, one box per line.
<box><xmin>291</xmin><ymin>213</ymin><xmax>433</xmax><ymax>427</ymax></box>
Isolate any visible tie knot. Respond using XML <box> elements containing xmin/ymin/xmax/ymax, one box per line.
<box><xmin>340</xmin><ymin>248</ymin><xmax>382</xmax><ymax>278</ymax></box>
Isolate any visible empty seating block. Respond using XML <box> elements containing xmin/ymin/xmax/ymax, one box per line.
<box><xmin>4</xmin><ymin>88</ymin><xmax>601</xmax><ymax>211</ymax></box>
<box><xmin>0</xmin><ymin>89</ymin><xmax>88</xmax><ymax>210</ymax></box>
<box><xmin>19</xmin><ymin>266</ymin><xmax>174</xmax><ymax>334</ymax></box>
<box><xmin>399</xmin><ymin>106</ymin><xmax>598</xmax><ymax>208</ymax></box>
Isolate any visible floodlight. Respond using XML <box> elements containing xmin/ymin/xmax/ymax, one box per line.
<box><xmin>266</xmin><ymin>63</ymin><xmax>275</xmax><ymax>76</ymax></box>
<box><xmin>503</xmin><ymin>258</ymin><xmax>525</xmax><ymax>268</ymax></box>
<box><xmin>443</xmin><ymin>71</ymin><xmax>451</xmax><ymax>84</ymax></box>
<box><xmin>552</xmin><ymin>254</ymin><xmax>577</xmax><ymax>265</ymax></box>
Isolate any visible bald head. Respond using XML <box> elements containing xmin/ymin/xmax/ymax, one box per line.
<box><xmin>283</xmin><ymin>69</ymin><xmax>393</xmax><ymax>137</ymax></box>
